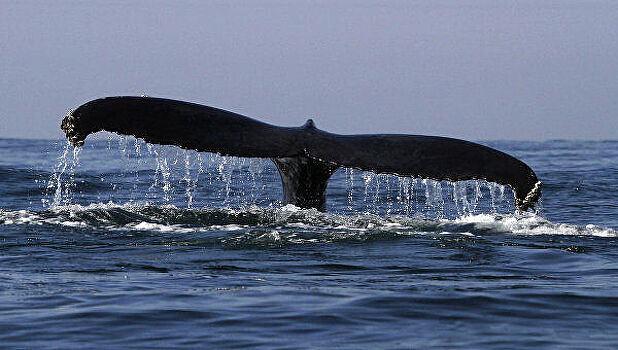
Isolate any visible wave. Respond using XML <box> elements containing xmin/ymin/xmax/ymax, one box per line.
<box><xmin>1</xmin><ymin>203</ymin><xmax>615</xmax><ymax>243</ymax></box>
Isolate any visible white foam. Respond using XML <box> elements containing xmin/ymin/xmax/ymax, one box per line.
<box><xmin>209</xmin><ymin>224</ymin><xmax>246</xmax><ymax>231</ymax></box>
<box><xmin>280</xmin><ymin>204</ymin><xmax>303</xmax><ymax>212</ymax></box>
<box><xmin>1</xmin><ymin>205</ymin><xmax>615</xmax><ymax>238</ymax></box>
<box><xmin>0</xmin><ymin>210</ymin><xmax>43</xmax><ymax>225</ymax></box>
<box><xmin>256</xmin><ymin>230</ymin><xmax>281</xmax><ymax>242</ymax></box>
<box><xmin>46</xmin><ymin>219</ymin><xmax>88</xmax><ymax>228</ymax></box>
<box><xmin>130</xmin><ymin>221</ymin><xmax>182</xmax><ymax>232</ymax></box>
<box><xmin>453</xmin><ymin>213</ymin><xmax>617</xmax><ymax>237</ymax></box>
<box><xmin>438</xmin><ymin>231</ymin><xmax>476</xmax><ymax>237</ymax></box>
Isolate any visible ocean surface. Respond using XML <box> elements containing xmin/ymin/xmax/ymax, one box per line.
<box><xmin>1</xmin><ymin>137</ymin><xmax>617</xmax><ymax>349</ymax></box>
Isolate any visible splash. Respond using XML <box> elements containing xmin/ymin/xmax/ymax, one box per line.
<box><xmin>147</xmin><ymin>144</ymin><xmax>174</xmax><ymax>202</ymax></box>
<box><xmin>452</xmin><ymin>180</ymin><xmax>483</xmax><ymax>216</ymax></box>
<box><xmin>397</xmin><ymin>177</ymin><xmax>415</xmax><ymax>216</ymax></box>
<box><xmin>422</xmin><ymin>179</ymin><xmax>446</xmax><ymax>218</ymax></box>
<box><xmin>44</xmin><ymin>141</ymin><xmax>81</xmax><ymax>208</ymax></box>
<box><xmin>182</xmin><ymin>151</ymin><xmax>201</xmax><ymax>208</ymax></box>
<box><xmin>346</xmin><ymin>168</ymin><xmax>355</xmax><ymax>210</ymax></box>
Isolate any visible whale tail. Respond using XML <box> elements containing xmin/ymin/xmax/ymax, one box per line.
<box><xmin>61</xmin><ymin>96</ymin><xmax>542</xmax><ymax>211</ymax></box>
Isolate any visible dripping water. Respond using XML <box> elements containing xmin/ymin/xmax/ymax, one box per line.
<box><xmin>44</xmin><ymin>135</ymin><xmax>516</xmax><ymax>217</ymax></box>
<box><xmin>46</xmin><ymin>141</ymin><xmax>81</xmax><ymax>208</ymax></box>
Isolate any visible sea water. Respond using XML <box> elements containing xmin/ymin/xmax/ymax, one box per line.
<box><xmin>0</xmin><ymin>137</ymin><xmax>617</xmax><ymax>349</ymax></box>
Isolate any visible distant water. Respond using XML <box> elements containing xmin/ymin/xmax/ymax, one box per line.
<box><xmin>1</xmin><ymin>137</ymin><xmax>617</xmax><ymax>349</ymax></box>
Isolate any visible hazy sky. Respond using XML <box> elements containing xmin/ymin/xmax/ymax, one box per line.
<box><xmin>1</xmin><ymin>0</ymin><xmax>616</xmax><ymax>140</ymax></box>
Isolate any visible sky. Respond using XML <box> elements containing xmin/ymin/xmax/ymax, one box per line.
<box><xmin>1</xmin><ymin>0</ymin><xmax>616</xmax><ymax>141</ymax></box>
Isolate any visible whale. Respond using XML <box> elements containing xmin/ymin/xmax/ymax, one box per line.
<box><xmin>61</xmin><ymin>96</ymin><xmax>542</xmax><ymax>211</ymax></box>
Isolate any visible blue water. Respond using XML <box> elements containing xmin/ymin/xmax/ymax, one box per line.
<box><xmin>1</xmin><ymin>137</ymin><xmax>617</xmax><ymax>349</ymax></box>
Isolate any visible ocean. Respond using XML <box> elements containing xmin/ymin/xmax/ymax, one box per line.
<box><xmin>1</xmin><ymin>137</ymin><xmax>617</xmax><ymax>349</ymax></box>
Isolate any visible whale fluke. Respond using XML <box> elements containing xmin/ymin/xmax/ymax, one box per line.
<box><xmin>61</xmin><ymin>96</ymin><xmax>542</xmax><ymax>211</ymax></box>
